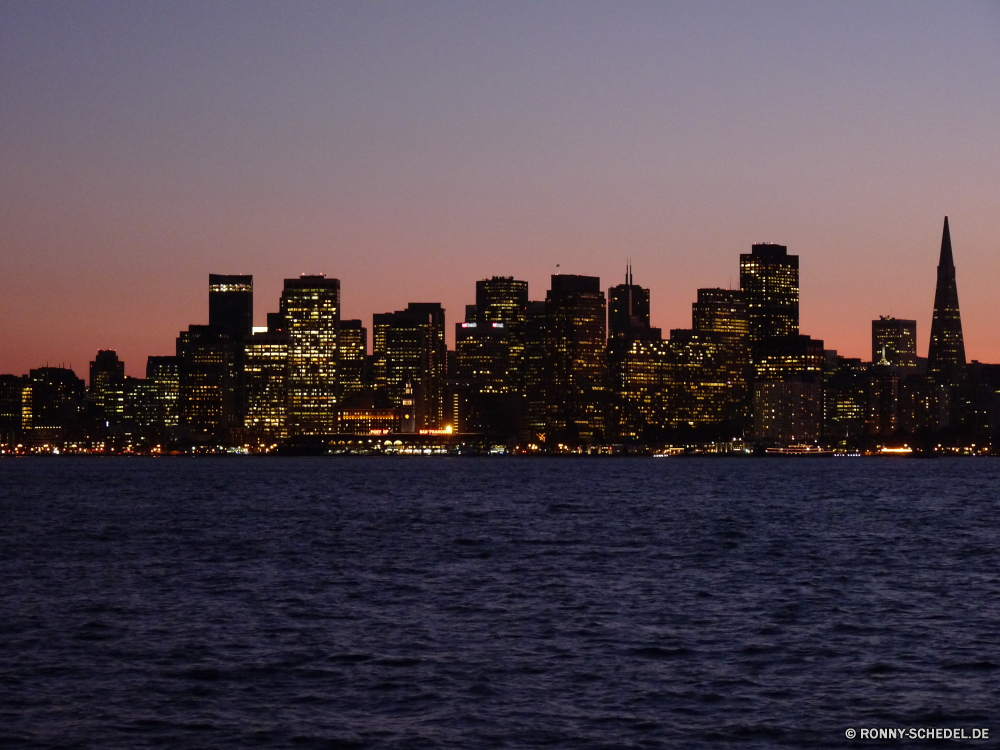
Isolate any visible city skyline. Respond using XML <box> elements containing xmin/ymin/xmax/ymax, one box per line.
<box><xmin>3</xmin><ymin>3</ymin><xmax>1000</xmax><ymax>377</ymax></box>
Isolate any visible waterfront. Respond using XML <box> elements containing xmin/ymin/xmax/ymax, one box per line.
<box><xmin>2</xmin><ymin>458</ymin><xmax>998</xmax><ymax>748</ymax></box>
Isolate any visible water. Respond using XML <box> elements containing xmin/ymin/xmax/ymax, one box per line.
<box><xmin>2</xmin><ymin>458</ymin><xmax>998</xmax><ymax>748</ymax></box>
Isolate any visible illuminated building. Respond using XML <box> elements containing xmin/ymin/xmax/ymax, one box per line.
<box><xmin>0</xmin><ymin>374</ymin><xmax>31</xmax><ymax>446</ymax></box>
<box><xmin>608</xmin><ymin>335</ymin><xmax>666</xmax><ymax>441</ymax></box>
<box><xmin>927</xmin><ymin>217</ymin><xmax>966</xmax><ymax>386</ymax></box>
<box><xmin>535</xmin><ymin>275</ymin><xmax>607</xmax><ymax>445</ymax></box>
<box><xmin>89</xmin><ymin>350</ymin><xmax>125</xmax><ymax>417</ymax></box>
<box><xmin>374</xmin><ymin>303</ymin><xmax>447</xmax><ymax>430</ymax></box>
<box><xmin>607</xmin><ymin>266</ymin><xmax>663</xmax><ymax>441</ymax></box>
<box><xmin>244</xmin><ymin>331</ymin><xmax>289</xmax><ymax>439</ymax></box>
<box><xmin>522</xmin><ymin>301</ymin><xmax>550</xmax><ymax>442</ymax></box>
<box><xmin>664</xmin><ymin>330</ymin><xmax>734</xmax><ymax>430</ymax></box>
<box><xmin>608</xmin><ymin>264</ymin><xmax>651</xmax><ymax>338</ymax></box>
<box><xmin>867</xmin><ymin>362</ymin><xmax>900</xmax><ymax>436</ymax></box>
<box><xmin>28</xmin><ymin>367</ymin><xmax>86</xmax><ymax>445</ymax></box>
<box><xmin>753</xmin><ymin>380</ymin><xmax>823</xmax><ymax>443</ymax></box>
<box><xmin>691</xmin><ymin>288</ymin><xmax>750</xmax><ymax>431</ymax></box>
<box><xmin>822</xmin><ymin>354</ymin><xmax>866</xmax><ymax>441</ymax></box>
<box><xmin>280</xmin><ymin>274</ymin><xmax>340</xmax><ymax>435</ymax></box>
<box><xmin>176</xmin><ymin>325</ymin><xmax>238</xmax><ymax>442</ymax></box>
<box><xmin>338</xmin><ymin>389</ymin><xmax>396</xmax><ymax>435</ymax></box>
<box><xmin>872</xmin><ymin>317</ymin><xmax>917</xmax><ymax>372</ymax></box>
<box><xmin>146</xmin><ymin>356</ymin><xmax>180</xmax><ymax>429</ymax></box>
<box><xmin>740</xmin><ymin>243</ymin><xmax>799</xmax><ymax>343</ymax></box>
<box><xmin>209</xmin><ymin>274</ymin><xmax>254</xmax><ymax>337</ymax></box>
<box><xmin>339</xmin><ymin>320</ymin><xmax>367</xmax><ymax>402</ymax></box>
<box><xmin>751</xmin><ymin>335</ymin><xmax>825</xmax><ymax>443</ymax></box>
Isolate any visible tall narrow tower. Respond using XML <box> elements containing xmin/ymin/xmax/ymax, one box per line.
<box><xmin>926</xmin><ymin>216</ymin><xmax>966</xmax><ymax>384</ymax></box>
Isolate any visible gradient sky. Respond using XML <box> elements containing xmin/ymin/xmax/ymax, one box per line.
<box><xmin>2</xmin><ymin>1</ymin><xmax>999</xmax><ymax>378</ymax></box>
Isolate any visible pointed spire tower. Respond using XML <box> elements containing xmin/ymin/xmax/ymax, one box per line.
<box><xmin>926</xmin><ymin>216</ymin><xmax>966</xmax><ymax>383</ymax></box>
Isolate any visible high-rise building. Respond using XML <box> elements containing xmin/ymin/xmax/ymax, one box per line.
<box><xmin>89</xmin><ymin>350</ymin><xmax>125</xmax><ymax>417</ymax></box>
<box><xmin>608</xmin><ymin>264</ymin><xmax>651</xmax><ymax>338</ymax></box>
<box><xmin>0</xmin><ymin>374</ymin><xmax>31</xmax><ymax>446</ymax></box>
<box><xmin>209</xmin><ymin>274</ymin><xmax>253</xmax><ymax>338</ymax></box>
<box><xmin>28</xmin><ymin>367</ymin><xmax>86</xmax><ymax>441</ymax></box>
<box><xmin>740</xmin><ymin>243</ymin><xmax>799</xmax><ymax>343</ymax></box>
<box><xmin>280</xmin><ymin>275</ymin><xmax>340</xmax><ymax>435</ymax></box>
<box><xmin>146</xmin><ymin>356</ymin><xmax>180</xmax><ymax>430</ymax></box>
<box><xmin>176</xmin><ymin>325</ymin><xmax>238</xmax><ymax>442</ymax></box>
<box><xmin>822</xmin><ymin>354</ymin><xmax>866</xmax><ymax>441</ymax></box>
<box><xmin>606</xmin><ymin>267</ymin><xmax>662</xmax><ymax>441</ymax></box>
<box><xmin>338</xmin><ymin>320</ymin><xmax>367</xmax><ymax>402</ymax></box>
<box><xmin>374</xmin><ymin>303</ymin><xmax>447</xmax><ymax>430</ymax></box>
<box><xmin>872</xmin><ymin>317</ymin><xmax>917</xmax><ymax>371</ymax></box>
<box><xmin>690</xmin><ymin>288</ymin><xmax>751</xmax><ymax>432</ymax></box>
<box><xmin>244</xmin><ymin>331</ymin><xmax>289</xmax><ymax>439</ymax></box>
<box><xmin>537</xmin><ymin>275</ymin><xmax>607</xmax><ymax>445</ymax></box>
<box><xmin>927</xmin><ymin>217</ymin><xmax>966</xmax><ymax>385</ymax></box>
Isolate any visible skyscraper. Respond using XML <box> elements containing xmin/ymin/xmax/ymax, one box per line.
<box><xmin>374</xmin><ymin>303</ymin><xmax>447</xmax><ymax>430</ymax></box>
<box><xmin>338</xmin><ymin>320</ymin><xmax>368</xmax><ymax>402</ymax></box>
<box><xmin>208</xmin><ymin>274</ymin><xmax>253</xmax><ymax>338</ymax></box>
<box><xmin>607</xmin><ymin>264</ymin><xmax>651</xmax><ymax>338</ymax></box>
<box><xmin>927</xmin><ymin>217</ymin><xmax>966</xmax><ymax>384</ymax></box>
<box><xmin>740</xmin><ymin>243</ymin><xmax>799</xmax><ymax>343</ymax></box>
<box><xmin>89</xmin><ymin>350</ymin><xmax>125</xmax><ymax>416</ymax></box>
<box><xmin>280</xmin><ymin>275</ymin><xmax>340</xmax><ymax>435</ymax></box>
<box><xmin>540</xmin><ymin>275</ymin><xmax>607</xmax><ymax>445</ymax></box>
<box><xmin>872</xmin><ymin>317</ymin><xmax>917</xmax><ymax>371</ymax></box>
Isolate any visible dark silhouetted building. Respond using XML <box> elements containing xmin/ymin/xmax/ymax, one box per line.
<box><xmin>209</xmin><ymin>274</ymin><xmax>254</xmax><ymax>338</ymax></box>
<box><xmin>177</xmin><ymin>326</ymin><xmax>238</xmax><ymax>442</ymax></box>
<box><xmin>608</xmin><ymin>264</ymin><xmax>651</xmax><ymax>339</ymax></box>
<box><xmin>0</xmin><ymin>374</ymin><xmax>30</xmax><ymax>446</ymax></box>
<box><xmin>927</xmin><ymin>217</ymin><xmax>966</xmax><ymax>386</ymax></box>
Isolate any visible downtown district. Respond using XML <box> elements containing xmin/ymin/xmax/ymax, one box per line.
<box><xmin>1</xmin><ymin>218</ymin><xmax>993</xmax><ymax>457</ymax></box>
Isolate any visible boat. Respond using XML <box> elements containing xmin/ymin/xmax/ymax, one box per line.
<box><xmin>765</xmin><ymin>444</ymin><xmax>835</xmax><ymax>457</ymax></box>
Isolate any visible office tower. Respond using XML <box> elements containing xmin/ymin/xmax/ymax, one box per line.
<box><xmin>209</xmin><ymin>274</ymin><xmax>254</xmax><ymax>338</ymax></box>
<box><xmin>374</xmin><ymin>303</ymin><xmax>446</xmax><ymax>430</ymax></box>
<box><xmin>476</xmin><ymin>276</ymin><xmax>528</xmax><ymax>327</ymax></box>
<box><xmin>740</xmin><ymin>243</ymin><xmax>799</xmax><ymax>342</ymax></box>
<box><xmin>89</xmin><ymin>350</ymin><xmax>125</xmax><ymax>419</ymax></box>
<box><xmin>176</xmin><ymin>325</ymin><xmax>238</xmax><ymax>441</ymax></box>
<box><xmin>927</xmin><ymin>217</ymin><xmax>966</xmax><ymax>384</ymax></box>
<box><xmin>872</xmin><ymin>317</ymin><xmax>917</xmax><ymax>371</ymax></box>
<box><xmin>521</xmin><ymin>301</ymin><xmax>550</xmax><ymax>443</ymax></box>
<box><xmin>664</xmin><ymin>329</ymin><xmax>735</xmax><ymax>431</ymax></box>
<box><xmin>538</xmin><ymin>275</ymin><xmax>608</xmax><ymax>445</ymax></box>
<box><xmin>606</xmin><ymin>267</ymin><xmax>661</xmax><ymax>441</ymax></box>
<box><xmin>146</xmin><ymin>356</ymin><xmax>180</xmax><ymax>429</ymax></box>
<box><xmin>607</xmin><ymin>336</ymin><xmax>666</xmax><ymax>441</ymax></box>
<box><xmin>751</xmin><ymin>335</ymin><xmax>825</xmax><ymax>443</ymax></box>
<box><xmin>244</xmin><ymin>331</ymin><xmax>289</xmax><ymax>439</ymax></box>
<box><xmin>338</xmin><ymin>320</ymin><xmax>367</xmax><ymax>402</ymax></box>
<box><xmin>753</xmin><ymin>380</ymin><xmax>823</xmax><ymax>443</ymax></box>
<box><xmin>0</xmin><ymin>374</ymin><xmax>31</xmax><ymax>446</ymax></box>
<box><xmin>867</xmin><ymin>363</ymin><xmax>900</xmax><ymax>436</ymax></box>
<box><xmin>280</xmin><ymin>275</ymin><xmax>340</xmax><ymax>435</ymax></box>
<box><xmin>822</xmin><ymin>354</ymin><xmax>866</xmax><ymax>441</ymax></box>
<box><xmin>28</xmin><ymin>367</ymin><xmax>86</xmax><ymax>441</ymax></box>
<box><xmin>690</xmin><ymin>288</ymin><xmax>751</xmax><ymax>431</ymax></box>
<box><xmin>607</xmin><ymin>264</ymin><xmax>651</xmax><ymax>338</ymax></box>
